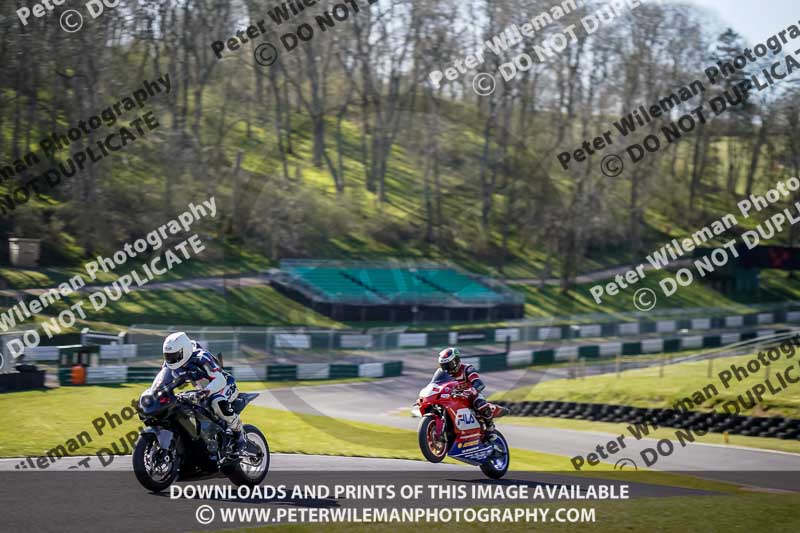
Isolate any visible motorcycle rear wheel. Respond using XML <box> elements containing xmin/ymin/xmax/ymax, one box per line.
<box><xmin>132</xmin><ymin>435</ymin><xmax>180</xmax><ymax>492</ymax></box>
<box><xmin>418</xmin><ymin>414</ymin><xmax>448</xmax><ymax>463</ymax></box>
<box><xmin>225</xmin><ymin>424</ymin><xmax>270</xmax><ymax>487</ymax></box>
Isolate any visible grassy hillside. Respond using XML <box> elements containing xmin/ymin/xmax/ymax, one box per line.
<box><xmin>519</xmin><ymin>269</ymin><xmax>800</xmax><ymax>318</ymax></box>
<box><xmin>6</xmin><ymin>286</ymin><xmax>344</xmax><ymax>333</ymax></box>
<box><xmin>0</xmin><ymin>242</ymin><xmax>274</xmax><ymax>290</ymax></box>
<box><xmin>3</xmin><ymin>85</ymin><xmax>799</xmax><ymax>329</ymax></box>
<box><xmin>4</xmin><ymin>91</ymin><xmax>793</xmax><ymax>285</ymax></box>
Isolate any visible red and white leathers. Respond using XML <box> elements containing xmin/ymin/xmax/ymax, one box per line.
<box><xmin>441</xmin><ymin>361</ymin><xmax>494</xmax><ymax>429</ymax></box>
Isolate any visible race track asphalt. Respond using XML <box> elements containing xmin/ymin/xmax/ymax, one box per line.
<box><xmin>251</xmin><ymin>352</ymin><xmax>800</xmax><ymax>492</ymax></box>
<box><xmin>0</xmin><ymin>454</ymin><xmax>720</xmax><ymax>533</ymax></box>
<box><xmin>5</xmin><ymin>341</ymin><xmax>800</xmax><ymax>532</ymax></box>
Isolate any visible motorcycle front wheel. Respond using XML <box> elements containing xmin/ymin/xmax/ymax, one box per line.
<box><xmin>225</xmin><ymin>424</ymin><xmax>270</xmax><ymax>487</ymax></box>
<box><xmin>480</xmin><ymin>430</ymin><xmax>510</xmax><ymax>479</ymax></box>
<box><xmin>132</xmin><ymin>434</ymin><xmax>180</xmax><ymax>492</ymax></box>
<box><xmin>418</xmin><ymin>414</ymin><xmax>448</xmax><ymax>463</ymax></box>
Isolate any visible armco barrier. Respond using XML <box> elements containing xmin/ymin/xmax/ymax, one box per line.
<box><xmin>57</xmin><ymin>360</ymin><xmax>404</xmax><ymax>385</ymax></box>
<box><xmin>434</xmin><ymin>328</ymin><xmax>794</xmax><ymax>375</ymax></box>
<box><xmin>329</xmin><ymin>364</ymin><xmax>360</xmax><ymax>378</ymax></box>
<box><xmin>267</xmin><ymin>365</ymin><xmax>298</xmax><ymax>381</ymax></box>
<box><xmin>126</xmin><ymin>366</ymin><xmax>162</xmax><ymax>382</ymax></box>
<box><xmin>86</xmin><ymin>366</ymin><xmax>128</xmax><ymax>384</ymax></box>
<box><xmin>125</xmin><ymin>303</ymin><xmax>800</xmax><ymax>357</ymax></box>
<box><xmin>51</xmin><ymin>326</ymin><xmax>794</xmax><ymax>385</ymax></box>
<box><xmin>349</xmin><ymin>328</ymin><xmax>792</xmax><ymax>377</ymax></box>
<box><xmin>383</xmin><ymin>361</ymin><xmax>403</xmax><ymax>377</ymax></box>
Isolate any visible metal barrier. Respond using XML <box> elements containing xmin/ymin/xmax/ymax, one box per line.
<box><xmin>56</xmin><ymin>360</ymin><xmax>405</xmax><ymax>385</ymax></box>
<box><xmin>119</xmin><ymin>304</ymin><xmax>800</xmax><ymax>358</ymax></box>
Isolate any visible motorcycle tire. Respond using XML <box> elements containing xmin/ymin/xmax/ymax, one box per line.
<box><xmin>418</xmin><ymin>414</ymin><xmax>448</xmax><ymax>463</ymax></box>
<box><xmin>226</xmin><ymin>424</ymin><xmax>270</xmax><ymax>487</ymax></box>
<box><xmin>132</xmin><ymin>435</ymin><xmax>180</xmax><ymax>492</ymax></box>
<box><xmin>480</xmin><ymin>430</ymin><xmax>510</xmax><ymax>479</ymax></box>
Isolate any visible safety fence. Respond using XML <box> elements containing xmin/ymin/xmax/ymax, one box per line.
<box><xmin>1</xmin><ymin>342</ymin><xmax>138</xmax><ymax>364</ymax></box>
<box><xmin>459</xmin><ymin>328</ymin><xmax>793</xmax><ymax>371</ymax></box>
<box><xmin>56</xmin><ymin>360</ymin><xmax>403</xmax><ymax>386</ymax></box>
<box><xmin>11</xmin><ymin>325</ymin><xmax>794</xmax><ymax>386</ymax></box>
<box><xmin>122</xmin><ymin>304</ymin><xmax>800</xmax><ymax>357</ymax></box>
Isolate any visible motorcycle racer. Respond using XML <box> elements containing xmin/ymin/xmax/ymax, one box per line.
<box><xmin>437</xmin><ymin>347</ymin><xmax>496</xmax><ymax>441</ymax></box>
<box><xmin>160</xmin><ymin>331</ymin><xmax>246</xmax><ymax>454</ymax></box>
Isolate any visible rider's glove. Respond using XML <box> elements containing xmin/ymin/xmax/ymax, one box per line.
<box><xmin>452</xmin><ymin>386</ymin><xmax>474</xmax><ymax>398</ymax></box>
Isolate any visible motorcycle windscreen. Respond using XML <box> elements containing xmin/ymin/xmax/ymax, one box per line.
<box><xmin>150</xmin><ymin>366</ymin><xmax>176</xmax><ymax>389</ymax></box>
<box><xmin>430</xmin><ymin>368</ymin><xmax>454</xmax><ymax>383</ymax></box>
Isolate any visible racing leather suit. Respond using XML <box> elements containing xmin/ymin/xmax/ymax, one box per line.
<box><xmin>445</xmin><ymin>362</ymin><xmax>494</xmax><ymax>431</ymax></box>
<box><xmin>164</xmin><ymin>341</ymin><xmax>242</xmax><ymax>434</ymax></box>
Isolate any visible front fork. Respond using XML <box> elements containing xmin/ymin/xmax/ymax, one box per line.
<box><xmin>141</xmin><ymin>427</ymin><xmax>179</xmax><ymax>474</ymax></box>
<box><xmin>427</xmin><ymin>406</ymin><xmax>446</xmax><ymax>441</ymax></box>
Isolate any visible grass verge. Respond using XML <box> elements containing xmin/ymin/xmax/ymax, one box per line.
<box><xmin>502</xmin><ymin>416</ymin><xmax>800</xmax><ymax>454</ymax></box>
<box><xmin>492</xmin><ymin>351</ymin><xmax>800</xmax><ymax>418</ymax></box>
<box><xmin>0</xmin><ymin>384</ymin><xmax>739</xmax><ymax>494</ymax></box>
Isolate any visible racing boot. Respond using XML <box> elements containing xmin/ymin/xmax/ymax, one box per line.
<box><xmin>225</xmin><ymin>414</ymin><xmax>247</xmax><ymax>456</ymax></box>
<box><xmin>483</xmin><ymin>419</ymin><xmax>504</xmax><ymax>454</ymax></box>
<box><xmin>228</xmin><ymin>429</ymin><xmax>248</xmax><ymax>456</ymax></box>
<box><xmin>476</xmin><ymin>402</ymin><xmax>498</xmax><ymax>445</ymax></box>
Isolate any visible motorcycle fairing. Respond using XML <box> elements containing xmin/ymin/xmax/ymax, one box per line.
<box><xmin>141</xmin><ymin>427</ymin><xmax>174</xmax><ymax>450</ymax></box>
<box><xmin>232</xmin><ymin>392</ymin><xmax>260</xmax><ymax>414</ymax></box>
<box><xmin>447</xmin><ymin>436</ymin><xmax>495</xmax><ymax>465</ymax></box>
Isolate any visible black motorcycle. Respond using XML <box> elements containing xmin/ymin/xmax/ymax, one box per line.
<box><xmin>133</xmin><ymin>367</ymin><xmax>270</xmax><ymax>492</ymax></box>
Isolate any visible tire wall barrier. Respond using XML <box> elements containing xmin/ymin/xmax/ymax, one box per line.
<box><xmin>493</xmin><ymin>400</ymin><xmax>800</xmax><ymax>440</ymax></box>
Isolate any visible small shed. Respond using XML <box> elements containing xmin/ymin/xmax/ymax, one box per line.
<box><xmin>8</xmin><ymin>238</ymin><xmax>41</xmax><ymax>267</ymax></box>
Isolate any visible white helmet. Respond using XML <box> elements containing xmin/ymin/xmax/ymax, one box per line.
<box><xmin>438</xmin><ymin>347</ymin><xmax>461</xmax><ymax>374</ymax></box>
<box><xmin>162</xmin><ymin>331</ymin><xmax>193</xmax><ymax>369</ymax></box>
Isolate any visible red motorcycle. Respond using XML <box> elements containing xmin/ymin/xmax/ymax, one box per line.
<box><xmin>414</xmin><ymin>370</ymin><xmax>509</xmax><ymax>479</ymax></box>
